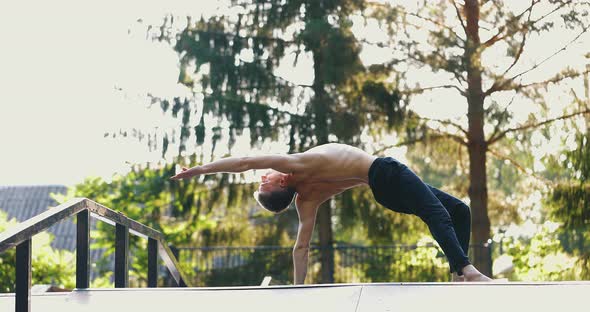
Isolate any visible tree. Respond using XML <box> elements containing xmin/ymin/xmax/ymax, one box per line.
<box><xmin>57</xmin><ymin>162</ymin><xmax>303</xmax><ymax>286</ymax></box>
<box><xmin>135</xmin><ymin>0</ymin><xmax>404</xmax><ymax>283</ymax></box>
<box><xmin>0</xmin><ymin>211</ymin><xmax>76</xmax><ymax>292</ymax></box>
<box><xmin>367</xmin><ymin>0</ymin><xmax>590</xmax><ymax>275</ymax></box>
<box><xmin>546</xmin><ymin>69</ymin><xmax>590</xmax><ymax>278</ymax></box>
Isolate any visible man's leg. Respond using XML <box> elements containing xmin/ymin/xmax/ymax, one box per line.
<box><xmin>396</xmin><ymin>167</ymin><xmax>471</xmax><ymax>275</ymax></box>
<box><xmin>427</xmin><ymin>185</ymin><xmax>471</xmax><ymax>281</ymax></box>
<box><xmin>426</xmin><ymin>185</ymin><xmax>471</xmax><ymax>257</ymax></box>
<box><xmin>426</xmin><ymin>185</ymin><xmax>491</xmax><ymax>281</ymax></box>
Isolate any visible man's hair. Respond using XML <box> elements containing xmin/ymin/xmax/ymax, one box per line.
<box><xmin>255</xmin><ymin>187</ymin><xmax>296</xmax><ymax>213</ymax></box>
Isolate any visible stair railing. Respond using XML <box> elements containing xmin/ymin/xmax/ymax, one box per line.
<box><xmin>0</xmin><ymin>197</ymin><xmax>190</xmax><ymax>312</ymax></box>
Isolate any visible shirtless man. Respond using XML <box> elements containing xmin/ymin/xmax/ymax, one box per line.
<box><xmin>170</xmin><ymin>143</ymin><xmax>492</xmax><ymax>283</ymax></box>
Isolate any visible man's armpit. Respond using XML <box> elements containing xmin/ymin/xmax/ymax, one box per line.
<box><xmin>294</xmin><ymin>195</ymin><xmax>319</xmax><ymax>219</ymax></box>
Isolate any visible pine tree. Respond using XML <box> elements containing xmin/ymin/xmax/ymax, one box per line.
<box><xmin>547</xmin><ymin>69</ymin><xmax>590</xmax><ymax>278</ymax></box>
<box><xmin>142</xmin><ymin>0</ymin><xmax>402</xmax><ymax>283</ymax></box>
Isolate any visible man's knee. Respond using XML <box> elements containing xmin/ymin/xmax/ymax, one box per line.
<box><xmin>453</xmin><ymin>202</ymin><xmax>471</xmax><ymax>222</ymax></box>
<box><xmin>416</xmin><ymin>203</ymin><xmax>453</xmax><ymax>228</ymax></box>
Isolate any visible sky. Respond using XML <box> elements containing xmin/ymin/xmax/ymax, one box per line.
<box><xmin>0</xmin><ymin>0</ymin><xmax>588</xmax><ymax>187</ymax></box>
<box><xmin>0</xmin><ymin>1</ymin><xmax>207</xmax><ymax>185</ymax></box>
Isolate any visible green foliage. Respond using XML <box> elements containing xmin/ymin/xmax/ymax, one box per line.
<box><xmin>189</xmin><ymin>247</ymin><xmax>293</xmax><ymax>286</ymax></box>
<box><xmin>180</xmin><ymin>241</ymin><xmax>452</xmax><ymax>286</ymax></box>
<box><xmin>101</xmin><ymin>0</ymin><xmax>590</xmax><ymax>284</ymax></box>
<box><xmin>61</xmin><ymin>159</ymin><xmax>465</xmax><ymax>285</ymax></box>
<box><xmin>364</xmin><ymin>1</ymin><xmax>590</xmax><ymax>279</ymax></box>
<box><xmin>136</xmin><ymin>0</ymin><xmax>404</xmax><ymax>157</ymax></box>
<box><xmin>0</xmin><ymin>211</ymin><xmax>76</xmax><ymax>293</ymax></box>
<box><xmin>546</xmin><ymin>129</ymin><xmax>590</xmax><ymax>278</ymax></box>
<box><xmin>335</xmin><ymin>187</ymin><xmax>429</xmax><ymax>245</ymax></box>
<box><xmin>140</xmin><ymin>0</ymin><xmax>407</xmax><ymax>284</ymax></box>
<box><xmin>497</xmin><ymin>223</ymin><xmax>579</xmax><ymax>281</ymax></box>
<box><xmin>58</xmin><ymin>161</ymin><xmax>300</xmax><ymax>286</ymax></box>
<box><xmin>330</xmin><ymin>237</ymin><xmax>449</xmax><ymax>283</ymax></box>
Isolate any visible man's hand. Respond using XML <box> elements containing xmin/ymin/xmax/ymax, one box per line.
<box><xmin>170</xmin><ymin>167</ymin><xmax>200</xmax><ymax>180</ymax></box>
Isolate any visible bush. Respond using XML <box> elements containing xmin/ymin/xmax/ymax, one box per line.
<box><xmin>0</xmin><ymin>211</ymin><xmax>76</xmax><ymax>293</ymax></box>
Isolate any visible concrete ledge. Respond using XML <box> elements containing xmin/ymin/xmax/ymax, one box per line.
<box><xmin>1</xmin><ymin>282</ymin><xmax>588</xmax><ymax>312</ymax></box>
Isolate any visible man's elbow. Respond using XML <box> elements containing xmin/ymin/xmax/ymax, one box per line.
<box><xmin>293</xmin><ymin>245</ymin><xmax>310</xmax><ymax>252</ymax></box>
<box><xmin>239</xmin><ymin>157</ymin><xmax>252</xmax><ymax>171</ymax></box>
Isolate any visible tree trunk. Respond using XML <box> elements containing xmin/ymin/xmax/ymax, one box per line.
<box><xmin>464</xmin><ymin>0</ymin><xmax>492</xmax><ymax>276</ymax></box>
<box><xmin>311</xmin><ymin>39</ymin><xmax>335</xmax><ymax>284</ymax></box>
<box><xmin>313</xmin><ymin>78</ymin><xmax>335</xmax><ymax>284</ymax></box>
<box><xmin>317</xmin><ymin>201</ymin><xmax>334</xmax><ymax>283</ymax></box>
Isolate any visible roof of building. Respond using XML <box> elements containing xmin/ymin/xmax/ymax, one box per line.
<box><xmin>0</xmin><ymin>185</ymin><xmax>109</xmax><ymax>278</ymax></box>
<box><xmin>0</xmin><ymin>185</ymin><xmax>74</xmax><ymax>250</ymax></box>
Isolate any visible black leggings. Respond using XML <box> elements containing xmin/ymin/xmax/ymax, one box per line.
<box><xmin>368</xmin><ymin>157</ymin><xmax>471</xmax><ymax>274</ymax></box>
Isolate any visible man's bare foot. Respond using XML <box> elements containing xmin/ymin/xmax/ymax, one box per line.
<box><xmin>451</xmin><ymin>272</ymin><xmax>465</xmax><ymax>282</ymax></box>
<box><xmin>461</xmin><ymin>265</ymin><xmax>493</xmax><ymax>282</ymax></box>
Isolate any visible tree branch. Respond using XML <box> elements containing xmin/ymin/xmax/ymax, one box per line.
<box><xmin>449</xmin><ymin>0</ymin><xmax>467</xmax><ymax>35</ymax></box>
<box><xmin>404</xmin><ymin>10</ymin><xmax>465</xmax><ymax>44</ymax></box>
<box><xmin>499</xmin><ymin>2</ymin><xmax>534</xmax><ymax>77</ymax></box>
<box><xmin>571</xmin><ymin>87</ymin><xmax>590</xmax><ymax>111</ymax></box>
<box><xmin>487</xmin><ymin>94</ymin><xmax>517</xmax><ymax>144</ymax></box>
<box><xmin>524</xmin><ymin>69</ymin><xmax>589</xmax><ymax>89</ymax></box>
<box><xmin>188</xmin><ymin>29</ymin><xmax>296</xmax><ymax>46</ymax></box>
<box><xmin>400</xmin><ymin>84</ymin><xmax>466</xmax><ymax>96</ymax></box>
<box><xmin>367</xmin><ymin>2</ymin><xmax>465</xmax><ymax>43</ymax></box>
<box><xmin>372</xmin><ymin>137</ymin><xmax>430</xmax><ymax>155</ymax></box>
<box><xmin>510</xmin><ymin>27</ymin><xmax>588</xmax><ymax>82</ymax></box>
<box><xmin>482</xmin><ymin>0</ymin><xmax>563</xmax><ymax>48</ymax></box>
<box><xmin>372</xmin><ymin>132</ymin><xmax>462</xmax><ymax>155</ymax></box>
<box><xmin>372</xmin><ymin>120</ymin><xmax>468</xmax><ymax>155</ymax></box>
<box><xmin>417</xmin><ymin>116</ymin><xmax>468</xmax><ymax>136</ymax></box>
<box><xmin>406</xmin><ymin>52</ymin><xmax>467</xmax><ymax>83</ymax></box>
<box><xmin>429</xmin><ymin>128</ymin><xmax>468</xmax><ymax>146</ymax></box>
<box><xmin>490</xmin><ymin>68</ymin><xmax>590</xmax><ymax>96</ymax></box>
<box><xmin>359</xmin><ymin>38</ymin><xmax>392</xmax><ymax>49</ymax></box>
<box><xmin>233</xmin><ymin>57</ymin><xmax>313</xmax><ymax>89</ymax></box>
<box><xmin>487</xmin><ymin>109</ymin><xmax>590</xmax><ymax>145</ymax></box>
<box><xmin>485</xmin><ymin>26</ymin><xmax>590</xmax><ymax>96</ymax></box>
<box><xmin>487</xmin><ymin>147</ymin><xmax>553</xmax><ymax>185</ymax></box>
<box><xmin>483</xmin><ymin>1</ymin><xmax>533</xmax><ymax>48</ymax></box>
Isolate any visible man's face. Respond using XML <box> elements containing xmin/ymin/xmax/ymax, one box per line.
<box><xmin>259</xmin><ymin>170</ymin><xmax>284</xmax><ymax>193</ymax></box>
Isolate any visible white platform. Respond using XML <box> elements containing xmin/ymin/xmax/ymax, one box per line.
<box><xmin>1</xmin><ymin>282</ymin><xmax>588</xmax><ymax>312</ymax></box>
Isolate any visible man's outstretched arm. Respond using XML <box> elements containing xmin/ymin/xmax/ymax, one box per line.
<box><xmin>170</xmin><ymin>154</ymin><xmax>303</xmax><ymax>180</ymax></box>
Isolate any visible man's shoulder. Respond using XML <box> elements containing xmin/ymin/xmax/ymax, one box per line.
<box><xmin>300</xmin><ymin>143</ymin><xmax>346</xmax><ymax>154</ymax></box>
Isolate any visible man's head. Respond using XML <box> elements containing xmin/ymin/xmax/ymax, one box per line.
<box><xmin>254</xmin><ymin>170</ymin><xmax>296</xmax><ymax>214</ymax></box>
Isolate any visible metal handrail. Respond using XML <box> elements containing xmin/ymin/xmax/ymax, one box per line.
<box><xmin>0</xmin><ymin>197</ymin><xmax>191</xmax><ymax>312</ymax></box>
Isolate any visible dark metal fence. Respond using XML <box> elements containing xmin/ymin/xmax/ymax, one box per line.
<box><xmin>177</xmin><ymin>243</ymin><xmax>492</xmax><ymax>286</ymax></box>
<box><xmin>0</xmin><ymin>198</ymin><xmax>189</xmax><ymax>312</ymax></box>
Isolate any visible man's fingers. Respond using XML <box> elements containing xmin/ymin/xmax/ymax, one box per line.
<box><xmin>169</xmin><ymin>168</ymin><xmax>187</xmax><ymax>180</ymax></box>
<box><xmin>170</xmin><ymin>168</ymin><xmax>196</xmax><ymax>180</ymax></box>
<box><xmin>170</xmin><ymin>172</ymin><xmax>190</xmax><ymax>180</ymax></box>
<box><xmin>170</xmin><ymin>173</ymin><xmax>183</xmax><ymax>180</ymax></box>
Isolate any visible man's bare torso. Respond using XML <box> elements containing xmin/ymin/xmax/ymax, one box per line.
<box><xmin>290</xmin><ymin>143</ymin><xmax>377</xmax><ymax>203</ymax></box>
